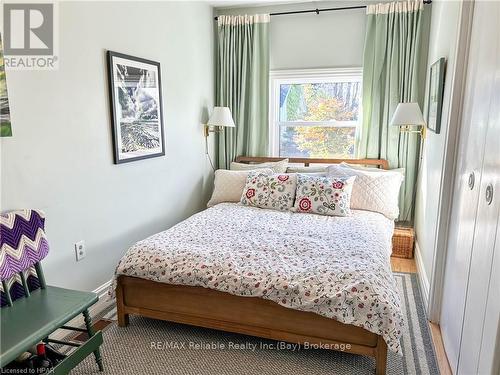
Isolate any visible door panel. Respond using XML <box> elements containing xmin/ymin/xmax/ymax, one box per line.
<box><xmin>478</xmin><ymin>218</ymin><xmax>500</xmax><ymax>375</ymax></box>
<box><xmin>439</xmin><ymin>1</ymin><xmax>498</xmax><ymax>372</ymax></box>
<box><xmin>460</xmin><ymin>3</ymin><xmax>500</xmax><ymax>373</ymax></box>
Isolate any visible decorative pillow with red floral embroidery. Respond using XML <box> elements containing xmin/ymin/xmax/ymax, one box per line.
<box><xmin>240</xmin><ymin>172</ymin><xmax>297</xmax><ymax>211</ymax></box>
<box><xmin>293</xmin><ymin>174</ymin><xmax>356</xmax><ymax>217</ymax></box>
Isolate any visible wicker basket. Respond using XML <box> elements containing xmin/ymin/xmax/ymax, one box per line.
<box><xmin>392</xmin><ymin>225</ymin><xmax>415</xmax><ymax>258</ymax></box>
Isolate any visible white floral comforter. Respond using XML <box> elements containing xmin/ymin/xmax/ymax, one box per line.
<box><xmin>114</xmin><ymin>203</ymin><xmax>404</xmax><ymax>353</ymax></box>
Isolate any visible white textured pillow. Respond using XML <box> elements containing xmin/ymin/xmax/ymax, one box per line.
<box><xmin>207</xmin><ymin>169</ymin><xmax>273</xmax><ymax>207</ymax></box>
<box><xmin>286</xmin><ymin>165</ymin><xmax>328</xmax><ymax>174</ymax></box>
<box><xmin>340</xmin><ymin>162</ymin><xmax>405</xmax><ymax>176</ymax></box>
<box><xmin>327</xmin><ymin>164</ymin><xmax>404</xmax><ymax>220</ymax></box>
<box><xmin>230</xmin><ymin>159</ymin><xmax>289</xmax><ymax>173</ymax></box>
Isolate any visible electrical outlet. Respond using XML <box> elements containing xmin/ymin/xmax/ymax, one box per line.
<box><xmin>75</xmin><ymin>240</ymin><xmax>86</xmax><ymax>261</ymax></box>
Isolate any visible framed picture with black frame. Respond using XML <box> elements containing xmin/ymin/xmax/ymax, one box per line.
<box><xmin>107</xmin><ymin>51</ymin><xmax>165</xmax><ymax>164</ymax></box>
<box><xmin>427</xmin><ymin>57</ymin><xmax>446</xmax><ymax>134</ymax></box>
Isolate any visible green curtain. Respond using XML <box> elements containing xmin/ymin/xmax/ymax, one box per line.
<box><xmin>216</xmin><ymin>14</ymin><xmax>270</xmax><ymax>169</ymax></box>
<box><xmin>358</xmin><ymin>0</ymin><xmax>428</xmax><ymax>221</ymax></box>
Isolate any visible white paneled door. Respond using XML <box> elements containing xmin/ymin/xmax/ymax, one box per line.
<box><xmin>477</xmin><ymin>217</ymin><xmax>500</xmax><ymax>374</ymax></box>
<box><xmin>440</xmin><ymin>1</ymin><xmax>500</xmax><ymax>374</ymax></box>
<box><xmin>457</xmin><ymin>2</ymin><xmax>500</xmax><ymax>368</ymax></box>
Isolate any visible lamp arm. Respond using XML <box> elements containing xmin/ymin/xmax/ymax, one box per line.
<box><xmin>204</xmin><ymin>130</ymin><xmax>216</xmax><ymax>171</ymax></box>
<box><xmin>204</xmin><ymin>125</ymin><xmax>224</xmax><ymax>137</ymax></box>
<box><xmin>399</xmin><ymin>124</ymin><xmax>426</xmax><ymax>138</ymax></box>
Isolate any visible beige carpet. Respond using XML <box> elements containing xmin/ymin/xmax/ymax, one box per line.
<box><xmin>72</xmin><ymin>273</ymin><xmax>438</xmax><ymax>374</ymax></box>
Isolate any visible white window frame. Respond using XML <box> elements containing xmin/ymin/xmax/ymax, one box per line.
<box><xmin>269</xmin><ymin>68</ymin><xmax>363</xmax><ymax>157</ymax></box>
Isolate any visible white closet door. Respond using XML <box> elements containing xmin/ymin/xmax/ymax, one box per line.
<box><xmin>478</xmin><ymin>218</ymin><xmax>500</xmax><ymax>375</ymax></box>
<box><xmin>439</xmin><ymin>1</ymin><xmax>498</xmax><ymax>372</ymax></box>
<box><xmin>459</xmin><ymin>2</ymin><xmax>500</xmax><ymax>372</ymax></box>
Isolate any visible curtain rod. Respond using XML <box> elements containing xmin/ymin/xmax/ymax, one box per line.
<box><xmin>214</xmin><ymin>1</ymin><xmax>432</xmax><ymax>20</ymax></box>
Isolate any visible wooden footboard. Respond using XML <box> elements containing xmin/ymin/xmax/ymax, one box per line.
<box><xmin>116</xmin><ymin>276</ymin><xmax>388</xmax><ymax>375</ymax></box>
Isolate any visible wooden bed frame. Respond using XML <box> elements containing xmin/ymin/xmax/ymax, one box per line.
<box><xmin>116</xmin><ymin>157</ymin><xmax>390</xmax><ymax>375</ymax></box>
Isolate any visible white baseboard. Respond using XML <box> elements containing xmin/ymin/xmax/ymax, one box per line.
<box><xmin>415</xmin><ymin>241</ymin><xmax>430</xmax><ymax>311</ymax></box>
<box><xmin>49</xmin><ymin>279</ymin><xmax>114</xmax><ymax>341</ymax></box>
<box><xmin>93</xmin><ymin>279</ymin><xmax>113</xmax><ymax>300</ymax></box>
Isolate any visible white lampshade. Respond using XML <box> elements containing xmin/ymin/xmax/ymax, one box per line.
<box><xmin>390</xmin><ymin>103</ymin><xmax>425</xmax><ymax>126</ymax></box>
<box><xmin>207</xmin><ymin>107</ymin><xmax>235</xmax><ymax>128</ymax></box>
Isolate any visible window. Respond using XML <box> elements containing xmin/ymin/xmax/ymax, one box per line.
<box><xmin>269</xmin><ymin>69</ymin><xmax>362</xmax><ymax>158</ymax></box>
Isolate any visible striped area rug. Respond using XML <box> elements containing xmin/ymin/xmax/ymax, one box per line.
<box><xmin>73</xmin><ymin>273</ymin><xmax>439</xmax><ymax>374</ymax></box>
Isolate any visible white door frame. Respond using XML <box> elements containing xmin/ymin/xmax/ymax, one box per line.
<box><xmin>426</xmin><ymin>0</ymin><xmax>475</xmax><ymax>323</ymax></box>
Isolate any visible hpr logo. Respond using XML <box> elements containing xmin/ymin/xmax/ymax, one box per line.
<box><xmin>4</xmin><ymin>3</ymin><xmax>53</xmax><ymax>56</ymax></box>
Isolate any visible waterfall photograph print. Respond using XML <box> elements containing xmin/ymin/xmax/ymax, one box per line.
<box><xmin>107</xmin><ymin>51</ymin><xmax>165</xmax><ymax>164</ymax></box>
<box><xmin>0</xmin><ymin>33</ymin><xmax>12</xmax><ymax>137</ymax></box>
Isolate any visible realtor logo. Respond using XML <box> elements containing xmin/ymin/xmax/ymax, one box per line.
<box><xmin>2</xmin><ymin>2</ymin><xmax>58</xmax><ymax>70</ymax></box>
<box><xmin>4</xmin><ymin>3</ymin><xmax>53</xmax><ymax>55</ymax></box>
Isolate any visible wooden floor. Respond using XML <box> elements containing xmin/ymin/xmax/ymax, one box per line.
<box><xmin>391</xmin><ymin>256</ymin><xmax>452</xmax><ymax>375</ymax></box>
<box><xmin>74</xmin><ymin>319</ymin><xmax>114</xmax><ymax>342</ymax></box>
<box><xmin>429</xmin><ymin>322</ymin><xmax>453</xmax><ymax>375</ymax></box>
<box><xmin>390</xmin><ymin>256</ymin><xmax>418</xmax><ymax>273</ymax></box>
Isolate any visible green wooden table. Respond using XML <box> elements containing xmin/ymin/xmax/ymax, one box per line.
<box><xmin>1</xmin><ymin>283</ymin><xmax>104</xmax><ymax>373</ymax></box>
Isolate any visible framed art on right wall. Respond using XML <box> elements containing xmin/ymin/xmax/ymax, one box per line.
<box><xmin>427</xmin><ymin>57</ymin><xmax>446</xmax><ymax>134</ymax></box>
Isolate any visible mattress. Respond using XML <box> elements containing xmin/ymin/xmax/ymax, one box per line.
<box><xmin>114</xmin><ymin>203</ymin><xmax>403</xmax><ymax>353</ymax></box>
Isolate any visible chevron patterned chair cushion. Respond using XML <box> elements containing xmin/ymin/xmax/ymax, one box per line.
<box><xmin>0</xmin><ymin>209</ymin><xmax>49</xmax><ymax>281</ymax></box>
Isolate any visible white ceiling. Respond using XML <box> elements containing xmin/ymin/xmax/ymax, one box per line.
<box><xmin>209</xmin><ymin>0</ymin><xmax>317</xmax><ymax>9</ymax></box>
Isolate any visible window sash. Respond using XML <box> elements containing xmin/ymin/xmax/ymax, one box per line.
<box><xmin>278</xmin><ymin>121</ymin><xmax>358</xmax><ymax>128</ymax></box>
<box><xmin>269</xmin><ymin>68</ymin><xmax>362</xmax><ymax>157</ymax></box>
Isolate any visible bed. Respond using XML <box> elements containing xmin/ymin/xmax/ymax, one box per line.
<box><xmin>114</xmin><ymin>157</ymin><xmax>402</xmax><ymax>375</ymax></box>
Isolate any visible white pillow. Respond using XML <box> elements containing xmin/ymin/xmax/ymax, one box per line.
<box><xmin>327</xmin><ymin>164</ymin><xmax>404</xmax><ymax>220</ymax></box>
<box><xmin>286</xmin><ymin>165</ymin><xmax>328</xmax><ymax>174</ymax></box>
<box><xmin>340</xmin><ymin>162</ymin><xmax>405</xmax><ymax>176</ymax></box>
<box><xmin>230</xmin><ymin>159</ymin><xmax>288</xmax><ymax>173</ymax></box>
<box><xmin>207</xmin><ymin>168</ymin><xmax>273</xmax><ymax>207</ymax></box>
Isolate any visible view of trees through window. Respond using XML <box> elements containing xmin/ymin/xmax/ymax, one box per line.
<box><xmin>278</xmin><ymin>81</ymin><xmax>361</xmax><ymax>158</ymax></box>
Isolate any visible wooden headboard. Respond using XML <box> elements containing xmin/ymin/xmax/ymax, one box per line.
<box><xmin>234</xmin><ymin>156</ymin><xmax>389</xmax><ymax>170</ymax></box>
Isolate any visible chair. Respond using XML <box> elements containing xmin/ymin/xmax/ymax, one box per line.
<box><xmin>0</xmin><ymin>209</ymin><xmax>104</xmax><ymax>373</ymax></box>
